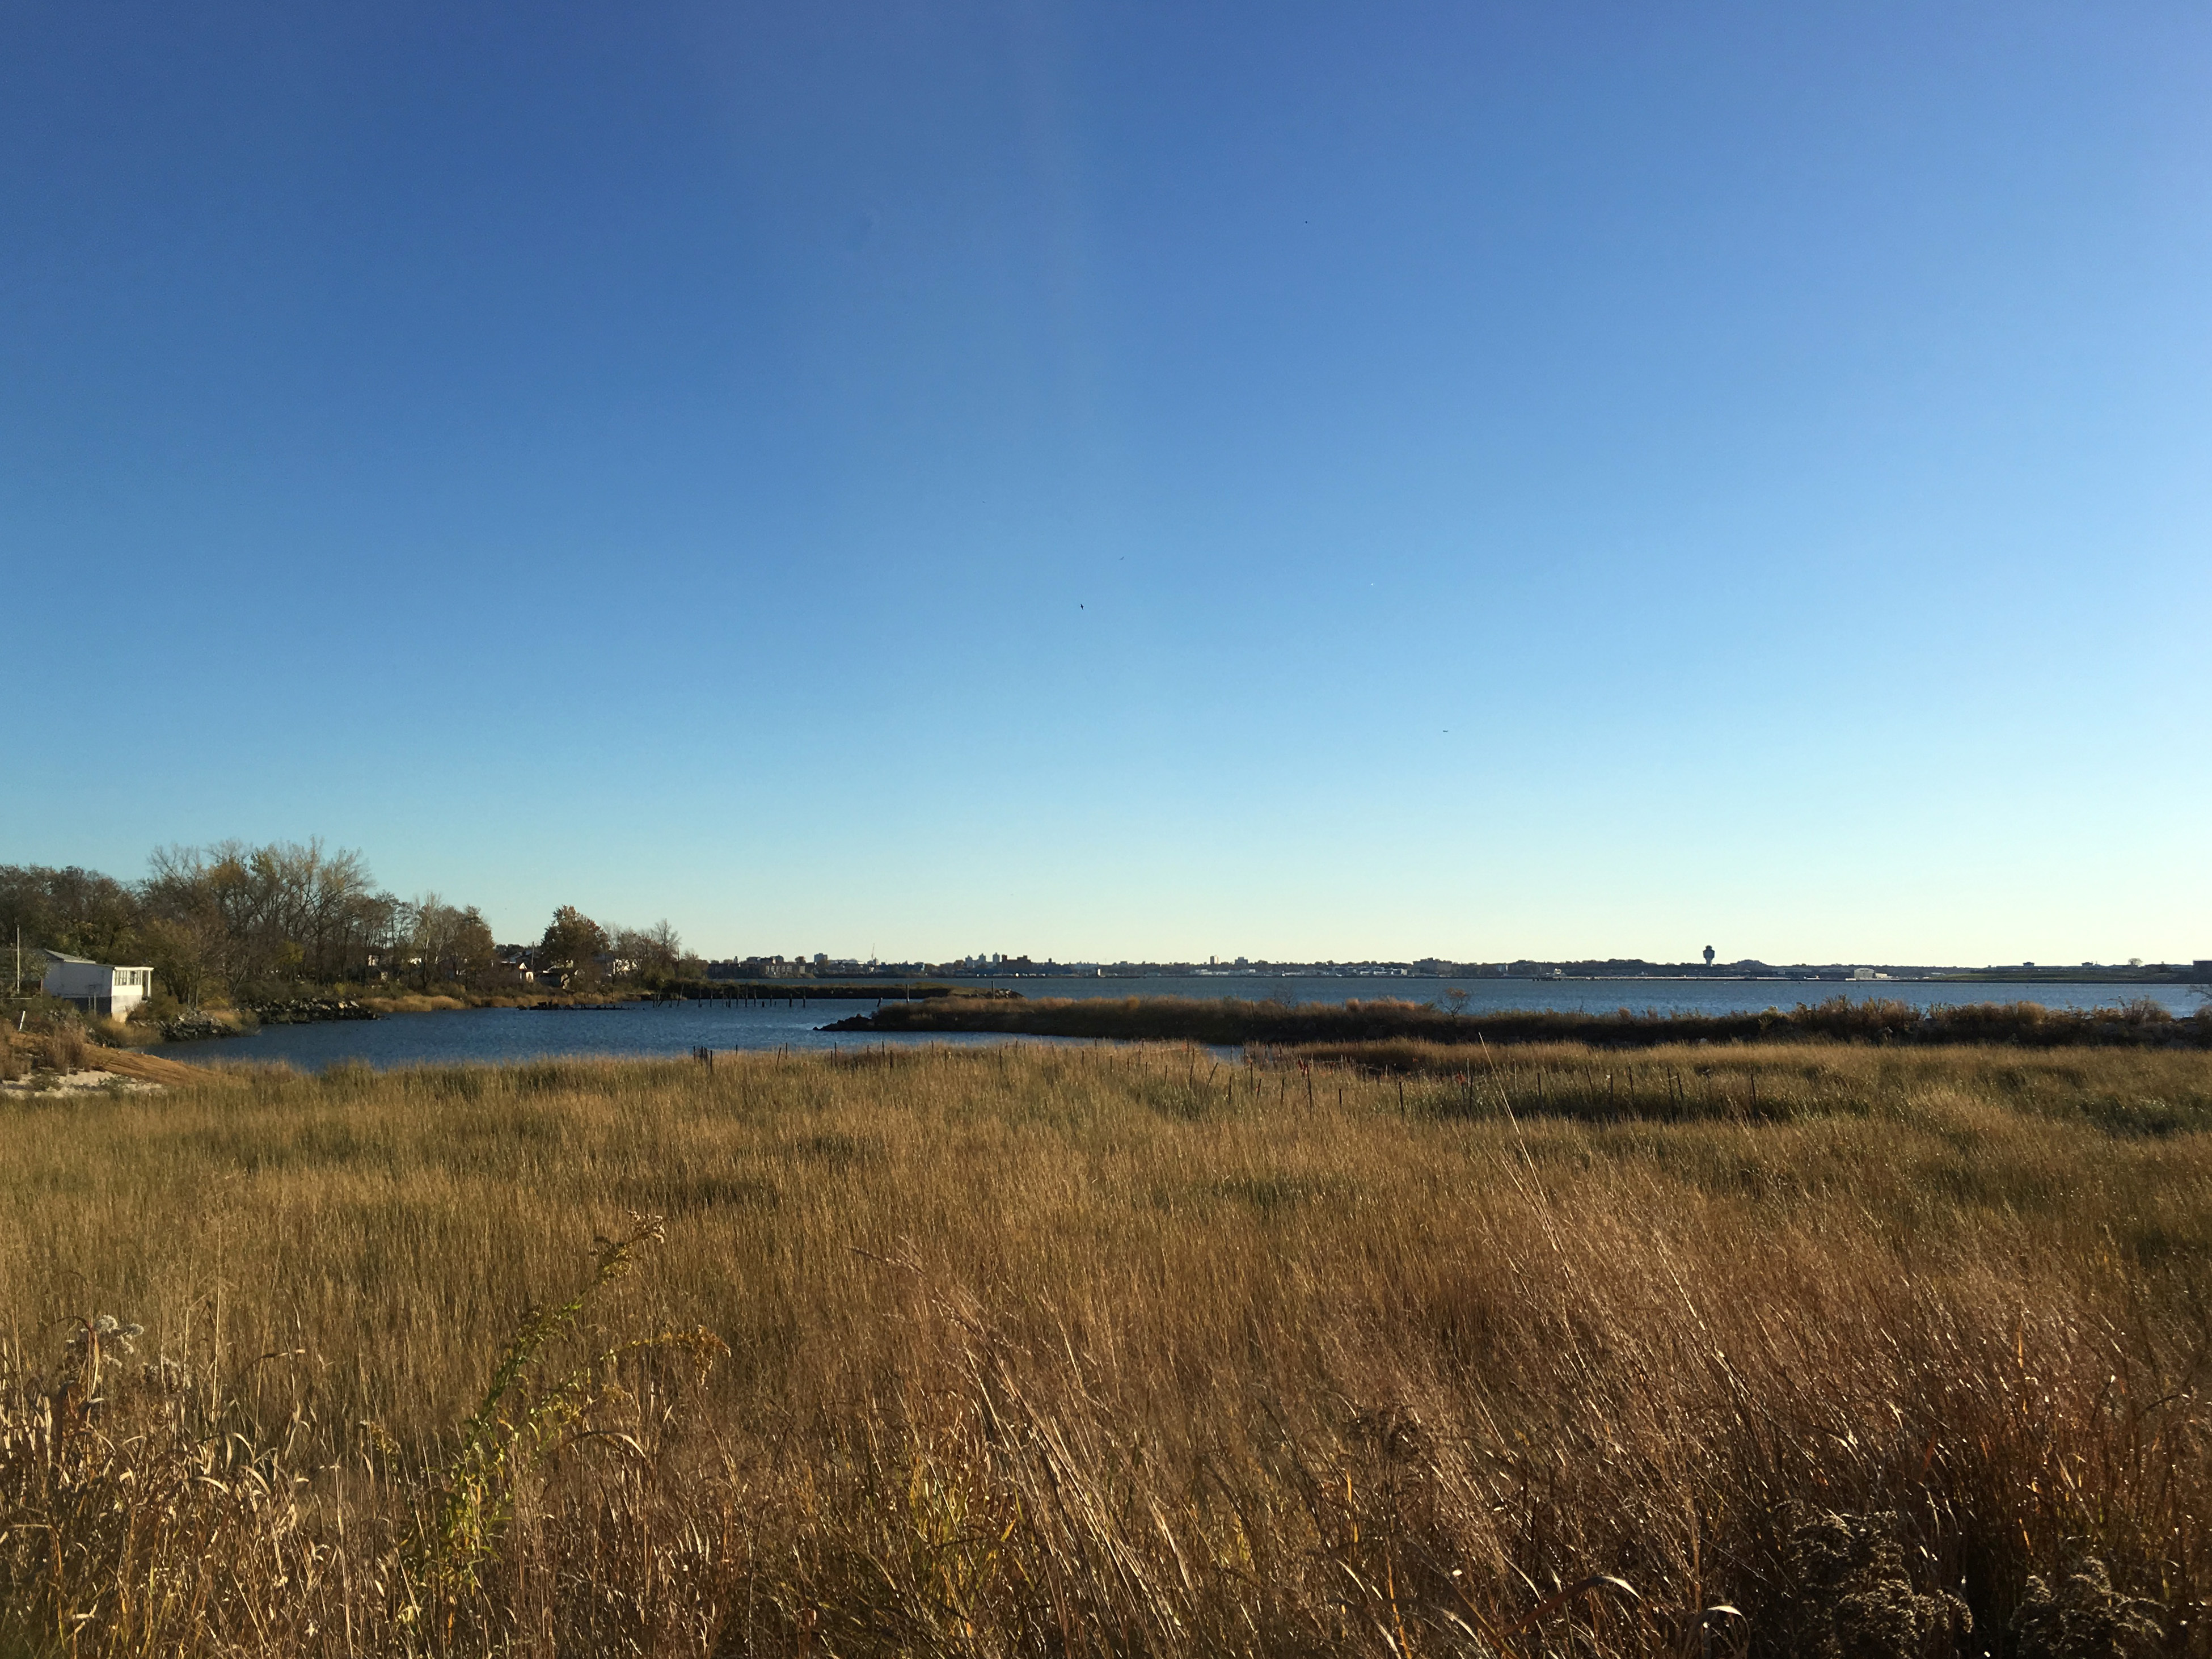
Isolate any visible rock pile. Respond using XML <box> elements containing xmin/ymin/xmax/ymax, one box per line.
<box><xmin>159</xmin><ymin>1011</ymin><xmax>238</xmax><ymax>1042</ymax></box>
<box><xmin>251</xmin><ymin>998</ymin><xmax>381</xmax><ymax>1025</ymax></box>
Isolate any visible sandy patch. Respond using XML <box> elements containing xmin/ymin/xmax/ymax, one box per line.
<box><xmin>2</xmin><ymin>1068</ymin><xmax>163</xmax><ymax>1096</ymax></box>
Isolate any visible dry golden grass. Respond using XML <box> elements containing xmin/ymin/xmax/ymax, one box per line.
<box><xmin>2</xmin><ymin>1041</ymin><xmax>2207</xmax><ymax>1657</ymax></box>
<box><xmin>840</xmin><ymin>993</ymin><xmax>2212</xmax><ymax>1053</ymax></box>
<box><xmin>357</xmin><ymin>993</ymin><xmax>476</xmax><ymax>1015</ymax></box>
<box><xmin>3</xmin><ymin>1024</ymin><xmax>217</xmax><ymax>1087</ymax></box>
<box><xmin>70</xmin><ymin>1043</ymin><xmax>215</xmax><ymax>1087</ymax></box>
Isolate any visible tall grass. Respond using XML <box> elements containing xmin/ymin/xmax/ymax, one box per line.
<box><xmin>831</xmin><ymin>993</ymin><xmax>2212</xmax><ymax>1050</ymax></box>
<box><xmin>2</xmin><ymin>1042</ymin><xmax>2207</xmax><ymax>1656</ymax></box>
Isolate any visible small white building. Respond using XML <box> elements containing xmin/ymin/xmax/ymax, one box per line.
<box><xmin>43</xmin><ymin>952</ymin><xmax>154</xmax><ymax>1017</ymax></box>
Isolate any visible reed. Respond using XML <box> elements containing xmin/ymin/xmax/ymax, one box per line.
<box><xmin>2</xmin><ymin>1041</ymin><xmax>2206</xmax><ymax>1656</ymax></box>
<box><xmin>827</xmin><ymin>992</ymin><xmax>2212</xmax><ymax>1050</ymax></box>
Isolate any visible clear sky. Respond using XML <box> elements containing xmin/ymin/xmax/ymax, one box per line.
<box><xmin>4</xmin><ymin>3</ymin><xmax>2207</xmax><ymax>965</ymax></box>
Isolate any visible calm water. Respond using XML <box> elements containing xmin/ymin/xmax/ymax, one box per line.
<box><xmin>162</xmin><ymin>977</ymin><xmax>2205</xmax><ymax>1073</ymax></box>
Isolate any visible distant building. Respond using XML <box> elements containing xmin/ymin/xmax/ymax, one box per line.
<box><xmin>706</xmin><ymin>956</ymin><xmax>808</xmax><ymax>980</ymax></box>
<box><xmin>1848</xmin><ymin>967</ymin><xmax>1892</xmax><ymax>981</ymax></box>
<box><xmin>43</xmin><ymin>952</ymin><xmax>153</xmax><ymax>1018</ymax></box>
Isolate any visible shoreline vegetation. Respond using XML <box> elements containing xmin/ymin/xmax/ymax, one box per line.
<box><xmin>157</xmin><ymin>980</ymin><xmax>1001</xmax><ymax>1041</ymax></box>
<box><xmin>3</xmin><ymin>1041</ymin><xmax>2208</xmax><ymax>1654</ymax></box>
<box><xmin>6</xmin><ymin>988</ymin><xmax>2204</xmax><ymax>1094</ymax></box>
<box><xmin>6</xmin><ymin>841</ymin><xmax>1034</xmax><ymax>1067</ymax></box>
<box><xmin>826</xmin><ymin>991</ymin><xmax>2212</xmax><ymax>1052</ymax></box>
<box><xmin>1</xmin><ymin>982</ymin><xmax>1014</xmax><ymax>1084</ymax></box>
<box><xmin>1</xmin><ymin>844</ymin><xmax>725</xmax><ymax>1053</ymax></box>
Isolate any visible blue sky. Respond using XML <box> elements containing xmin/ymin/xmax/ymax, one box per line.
<box><xmin>5</xmin><ymin>3</ymin><xmax>2207</xmax><ymax>964</ymax></box>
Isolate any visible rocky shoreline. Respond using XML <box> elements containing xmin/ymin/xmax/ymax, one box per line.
<box><xmin>158</xmin><ymin>998</ymin><xmax>381</xmax><ymax>1042</ymax></box>
<box><xmin>252</xmin><ymin>997</ymin><xmax>381</xmax><ymax>1025</ymax></box>
<box><xmin>155</xmin><ymin>1011</ymin><xmax>239</xmax><ymax>1042</ymax></box>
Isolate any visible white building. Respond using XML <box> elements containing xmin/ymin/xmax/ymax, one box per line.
<box><xmin>43</xmin><ymin>952</ymin><xmax>154</xmax><ymax>1017</ymax></box>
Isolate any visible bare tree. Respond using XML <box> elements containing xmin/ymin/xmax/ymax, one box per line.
<box><xmin>407</xmin><ymin>896</ymin><xmax>497</xmax><ymax>989</ymax></box>
<box><xmin>143</xmin><ymin>841</ymin><xmax>407</xmax><ymax>997</ymax></box>
<box><xmin>611</xmin><ymin>920</ymin><xmax>685</xmax><ymax>982</ymax></box>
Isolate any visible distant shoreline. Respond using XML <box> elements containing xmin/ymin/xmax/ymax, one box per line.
<box><xmin>842</xmin><ymin>968</ymin><xmax>2205</xmax><ymax>987</ymax></box>
<box><xmin>825</xmin><ymin>993</ymin><xmax>2212</xmax><ymax>1050</ymax></box>
<box><xmin>146</xmin><ymin>980</ymin><xmax>1008</xmax><ymax>1042</ymax></box>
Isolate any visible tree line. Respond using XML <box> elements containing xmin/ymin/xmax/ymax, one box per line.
<box><xmin>1</xmin><ymin>842</ymin><xmax>692</xmax><ymax>1005</ymax></box>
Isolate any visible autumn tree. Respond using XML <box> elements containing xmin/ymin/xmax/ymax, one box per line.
<box><xmin>6</xmin><ymin>840</ymin><xmax>512</xmax><ymax>1004</ymax></box>
<box><xmin>0</xmin><ymin>864</ymin><xmax>144</xmax><ymax>967</ymax></box>
<box><xmin>539</xmin><ymin>906</ymin><xmax>610</xmax><ymax>989</ymax></box>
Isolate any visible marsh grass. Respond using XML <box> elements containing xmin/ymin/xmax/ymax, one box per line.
<box><xmin>2</xmin><ymin>1042</ymin><xmax>2207</xmax><ymax>1656</ymax></box>
<box><xmin>835</xmin><ymin>993</ymin><xmax>2212</xmax><ymax>1052</ymax></box>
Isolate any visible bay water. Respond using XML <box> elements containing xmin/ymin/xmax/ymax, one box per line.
<box><xmin>161</xmin><ymin>976</ymin><xmax>2204</xmax><ymax>1073</ymax></box>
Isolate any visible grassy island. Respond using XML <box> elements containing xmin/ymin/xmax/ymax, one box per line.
<box><xmin>4</xmin><ymin>1040</ymin><xmax>2210</xmax><ymax>1654</ymax></box>
<box><xmin>824</xmin><ymin>991</ymin><xmax>2212</xmax><ymax>1053</ymax></box>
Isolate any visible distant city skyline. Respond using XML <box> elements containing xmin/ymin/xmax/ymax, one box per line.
<box><xmin>6</xmin><ymin>4</ymin><xmax>2206</xmax><ymax>963</ymax></box>
<box><xmin>676</xmin><ymin>947</ymin><xmax>2199</xmax><ymax>981</ymax></box>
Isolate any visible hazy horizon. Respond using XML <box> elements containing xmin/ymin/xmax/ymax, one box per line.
<box><xmin>6</xmin><ymin>4</ymin><xmax>2207</xmax><ymax>964</ymax></box>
